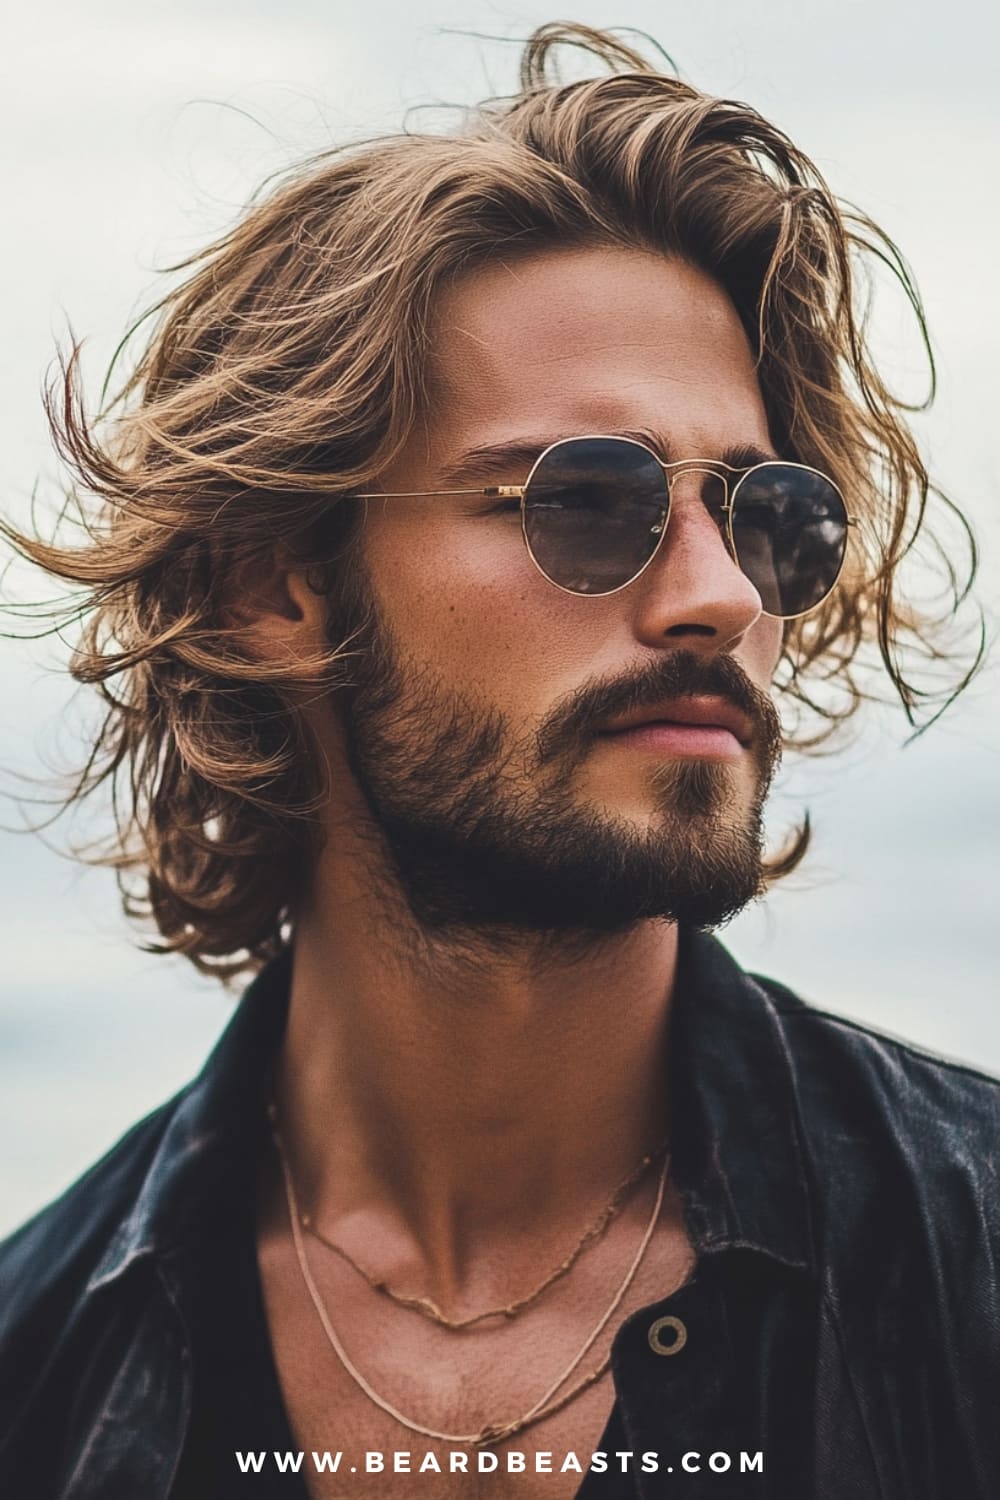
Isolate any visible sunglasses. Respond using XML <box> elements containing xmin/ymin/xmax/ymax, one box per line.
<box><xmin>358</xmin><ymin>434</ymin><xmax>856</xmax><ymax>619</ymax></box>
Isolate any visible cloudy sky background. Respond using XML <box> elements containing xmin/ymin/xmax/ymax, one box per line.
<box><xmin>1</xmin><ymin>0</ymin><xmax>997</xmax><ymax>1235</ymax></box>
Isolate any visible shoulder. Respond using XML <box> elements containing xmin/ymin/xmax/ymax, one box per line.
<box><xmin>752</xmin><ymin>968</ymin><xmax>1000</xmax><ymax>1142</ymax></box>
<box><xmin>0</xmin><ymin>1092</ymin><xmax>200</xmax><ymax>1494</ymax></box>
<box><xmin>751</xmin><ymin>968</ymin><xmax>1000</xmax><ymax>1289</ymax></box>
<box><xmin>0</xmin><ymin>1093</ymin><xmax>183</xmax><ymax>1409</ymax></box>
<box><xmin>0</xmin><ymin>958</ymin><xmax>286</xmax><ymax>1490</ymax></box>
<box><xmin>0</xmin><ymin>1095</ymin><xmax>179</xmax><ymax>1310</ymax></box>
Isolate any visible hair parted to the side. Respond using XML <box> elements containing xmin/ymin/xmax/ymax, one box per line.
<box><xmin>1</xmin><ymin>22</ymin><xmax>983</xmax><ymax>979</ymax></box>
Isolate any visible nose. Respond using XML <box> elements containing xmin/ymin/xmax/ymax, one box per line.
<box><xmin>628</xmin><ymin>472</ymin><xmax>765</xmax><ymax>652</ymax></box>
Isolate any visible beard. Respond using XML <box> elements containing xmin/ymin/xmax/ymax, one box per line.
<box><xmin>328</xmin><ymin>574</ymin><xmax>784</xmax><ymax>940</ymax></box>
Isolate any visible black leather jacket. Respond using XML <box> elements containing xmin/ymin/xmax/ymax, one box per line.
<box><xmin>2</xmin><ymin>927</ymin><xmax>999</xmax><ymax>1498</ymax></box>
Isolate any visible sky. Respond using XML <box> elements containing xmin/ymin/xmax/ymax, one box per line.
<box><xmin>1</xmin><ymin>0</ymin><xmax>997</xmax><ymax>1236</ymax></box>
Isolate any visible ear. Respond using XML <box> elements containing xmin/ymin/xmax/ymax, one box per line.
<box><xmin>226</xmin><ymin>548</ymin><xmax>331</xmax><ymax>669</ymax></box>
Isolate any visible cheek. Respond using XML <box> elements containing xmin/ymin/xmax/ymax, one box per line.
<box><xmin>361</xmin><ymin>509</ymin><xmax>592</xmax><ymax>705</ymax></box>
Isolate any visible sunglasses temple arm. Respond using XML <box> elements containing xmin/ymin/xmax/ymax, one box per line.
<box><xmin>352</xmin><ymin>486</ymin><xmax>526</xmax><ymax>499</ymax></box>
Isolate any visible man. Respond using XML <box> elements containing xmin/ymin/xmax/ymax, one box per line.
<box><xmin>0</xmin><ymin>20</ymin><xmax>995</xmax><ymax>1500</ymax></box>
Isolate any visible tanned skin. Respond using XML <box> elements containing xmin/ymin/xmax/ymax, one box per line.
<box><xmin>250</xmin><ymin>246</ymin><xmax>785</xmax><ymax>1497</ymax></box>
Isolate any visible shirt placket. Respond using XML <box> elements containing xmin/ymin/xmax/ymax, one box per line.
<box><xmin>609</xmin><ymin>1253</ymin><xmax>838</xmax><ymax>1498</ymax></box>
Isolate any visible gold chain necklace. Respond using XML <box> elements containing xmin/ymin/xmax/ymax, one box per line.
<box><xmin>295</xmin><ymin>1128</ymin><xmax>667</xmax><ymax>1329</ymax></box>
<box><xmin>268</xmin><ymin>1105</ymin><xmax>670</xmax><ymax>1447</ymax></box>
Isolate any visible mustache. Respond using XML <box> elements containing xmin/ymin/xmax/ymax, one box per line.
<box><xmin>536</xmin><ymin>650</ymin><xmax>783</xmax><ymax>768</ymax></box>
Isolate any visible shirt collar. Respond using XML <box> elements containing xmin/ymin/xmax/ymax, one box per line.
<box><xmin>88</xmin><ymin>927</ymin><xmax>816</xmax><ymax>1292</ymax></box>
<box><xmin>87</xmin><ymin>950</ymin><xmax>292</xmax><ymax>1290</ymax></box>
<box><xmin>667</xmin><ymin>925</ymin><xmax>817</xmax><ymax>1272</ymax></box>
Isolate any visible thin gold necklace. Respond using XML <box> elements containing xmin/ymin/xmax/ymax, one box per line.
<box><xmin>269</xmin><ymin>1105</ymin><xmax>670</xmax><ymax>1447</ymax></box>
<box><xmin>294</xmin><ymin>1128</ymin><xmax>667</xmax><ymax>1330</ymax></box>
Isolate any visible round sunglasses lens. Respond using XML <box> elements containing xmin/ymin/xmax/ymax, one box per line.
<box><xmin>730</xmin><ymin>465</ymin><xmax>848</xmax><ymax>617</ymax></box>
<box><xmin>523</xmin><ymin>438</ymin><xmax>667</xmax><ymax>594</ymax></box>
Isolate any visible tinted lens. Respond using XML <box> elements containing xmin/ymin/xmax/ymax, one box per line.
<box><xmin>730</xmin><ymin>464</ymin><xmax>849</xmax><ymax>617</ymax></box>
<box><xmin>522</xmin><ymin>437</ymin><xmax>667</xmax><ymax>594</ymax></box>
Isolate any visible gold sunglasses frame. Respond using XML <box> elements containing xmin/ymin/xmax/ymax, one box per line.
<box><xmin>357</xmin><ymin>433</ymin><xmax>857</xmax><ymax>619</ymax></box>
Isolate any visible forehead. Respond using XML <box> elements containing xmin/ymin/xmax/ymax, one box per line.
<box><xmin>422</xmin><ymin>244</ymin><xmax>771</xmax><ymax>459</ymax></box>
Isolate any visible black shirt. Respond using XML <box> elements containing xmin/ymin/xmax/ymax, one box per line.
<box><xmin>3</xmin><ymin>927</ymin><xmax>1000</xmax><ymax>1498</ymax></box>
<box><xmin>168</xmin><ymin>1105</ymin><xmax>308</xmax><ymax>1498</ymax></box>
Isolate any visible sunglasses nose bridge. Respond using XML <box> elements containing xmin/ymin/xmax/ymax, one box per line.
<box><xmin>660</xmin><ymin>465</ymin><xmax>734</xmax><ymax>553</ymax></box>
<box><xmin>640</xmin><ymin>464</ymin><xmax>734</xmax><ymax>556</ymax></box>
<box><xmin>663</xmin><ymin>462</ymin><xmax>730</xmax><ymax>499</ymax></box>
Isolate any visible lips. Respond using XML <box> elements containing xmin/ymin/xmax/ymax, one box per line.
<box><xmin>600</xmin><ymin>695</ymin><xmax>753</xmax><ymax>746</ymax></box>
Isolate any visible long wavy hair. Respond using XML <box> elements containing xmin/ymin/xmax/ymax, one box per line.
<box><xmin>1</xmin><ymin>23</ymin><xmax>983</xmax><ymax>979</ymax></box>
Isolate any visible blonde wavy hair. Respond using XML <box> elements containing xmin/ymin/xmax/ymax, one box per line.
<box><xmin>1</xmin><ymin>23</ymin><xmax>982</xmax><ymax>978</ymax></box>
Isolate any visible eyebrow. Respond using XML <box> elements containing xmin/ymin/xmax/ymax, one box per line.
<box><xmin>437</xmin><ymin>428</ymin><xmax>781</xmax><ymax>487</ymax></box>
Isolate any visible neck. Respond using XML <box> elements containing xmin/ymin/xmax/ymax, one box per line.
<box><xmin>273</xmin><ymin>829</ymin><xmax>681</xmax><ymax>1298</ymax></box>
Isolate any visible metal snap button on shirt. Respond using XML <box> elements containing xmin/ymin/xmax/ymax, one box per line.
<box><xmin>648</xmin><ymin>1314</ymin><xmax>687</xmax><ymax>1356</ymax></box>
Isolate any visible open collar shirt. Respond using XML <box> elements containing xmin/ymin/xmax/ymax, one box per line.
<box><xmin>2</xmin><ymin>927</ymin><xmax>999</xmax><ymax>1498</ymax></box>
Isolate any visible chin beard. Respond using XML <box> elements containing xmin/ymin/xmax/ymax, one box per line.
<box><xmin>333</xmin><ymin>596</ymin><xmax>779</xmax><ymax>940</ymax></box>
<box><xmin>355</xmin><ymin>782</ymin><xmax>767</xmax><ymax>935</ymax></box>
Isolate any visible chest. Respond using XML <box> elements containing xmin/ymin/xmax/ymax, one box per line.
<box><xmin>272</xmin><ymin>1382</ymin><xmax>620</xmax><ymax>1500</ymax></box>
<box><xmin>257</xmin><ymin>1220</ymin><xmax>698</xmax><ymax>1500</ymax></box>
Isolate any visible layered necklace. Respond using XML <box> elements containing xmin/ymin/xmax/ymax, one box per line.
<box><xmin>267</xmin><ymin>1100</ymin><xmax>670</xmax><ymax>1447</ymax></box>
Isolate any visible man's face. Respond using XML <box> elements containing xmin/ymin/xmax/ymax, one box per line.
<box><xmin>329</xmin><ymin>245</ymin><xmax>786</xmax><ymax>937</ymax></box>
